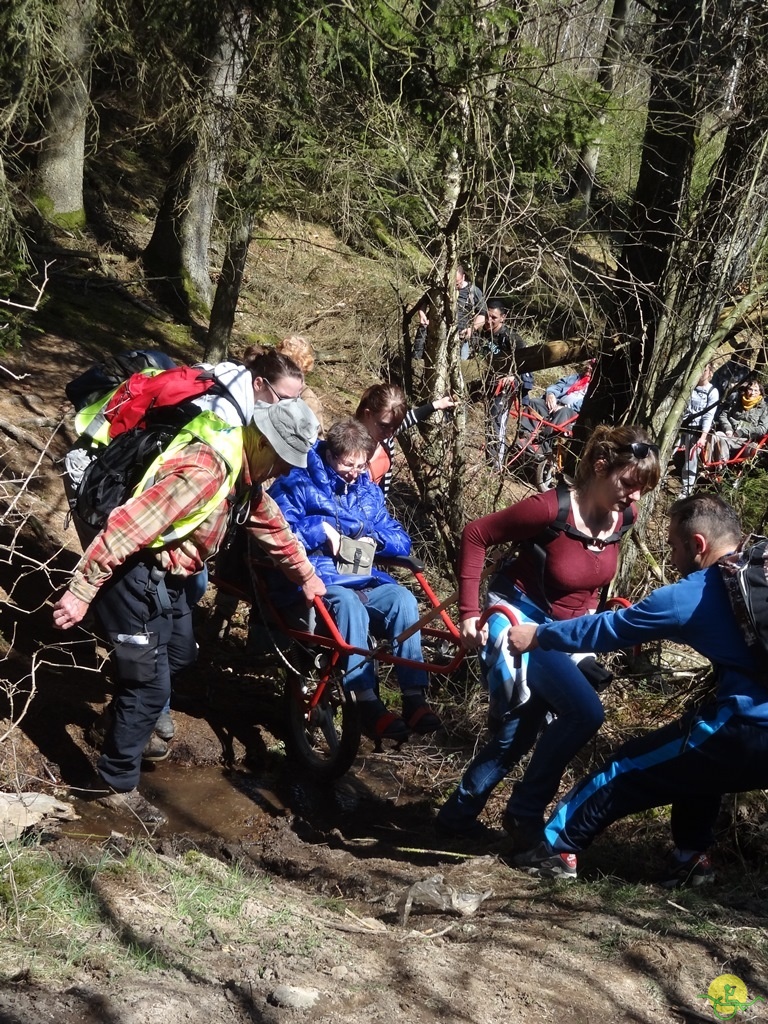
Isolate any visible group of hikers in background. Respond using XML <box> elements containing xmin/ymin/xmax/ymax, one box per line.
<box><xmin>679</xmin><ymin>353</ymin><xmax>768</xmax><ymax>495</ymax></box>
<box><xmin>412</xmin><ymin>265</ymin><xmax>768</xmax><ymax>495</ymax></box>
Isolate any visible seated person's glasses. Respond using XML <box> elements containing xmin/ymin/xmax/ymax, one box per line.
<box><xmin>333</xmin><ymin>458</ymin><xmax>368</xmax><ymax>474</ymax></box>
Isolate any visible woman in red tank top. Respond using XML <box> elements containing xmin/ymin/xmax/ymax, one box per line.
<box><xmin>436</xmin><ymin>424</ymin><xmax>661</xmax><ymax>850</ymax></box>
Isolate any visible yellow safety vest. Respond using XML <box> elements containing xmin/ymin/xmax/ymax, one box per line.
<box><xmin>73</xmin><ymin>368</ymin><xmax>167</xmax><ymax>442</ymax></box>
<box><xmin>140</xmin><ymin>410</ymin><xmax>244</xmax><ymax>547</ymax></box>
<box><xmin>74</xmin><ymin>381</ymin><xmax>244</xmax><ymax>546</ymax></box>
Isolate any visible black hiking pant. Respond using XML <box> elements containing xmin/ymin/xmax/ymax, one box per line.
<box><xmin>93</xmin><ymin>557</ymin><xmax>196</xmax><ymax>791</ymax></box>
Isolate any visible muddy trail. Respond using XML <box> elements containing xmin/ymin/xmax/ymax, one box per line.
<box><xmin>23</xmin><ymin>579</ymin><xmax>472</xmax><ymax>868</ymax></box>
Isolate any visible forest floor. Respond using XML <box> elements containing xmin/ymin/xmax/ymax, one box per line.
<box><xmin>0</xmin><ymin>219</ymin><xmax>767</xmax><ymax>1024</ymax></box>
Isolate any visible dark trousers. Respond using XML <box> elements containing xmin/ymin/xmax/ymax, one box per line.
<box><xmin>93</xmin><ymin>558</ymin><xmax>196</xmax><ymax>791</ymax></box>
<box><xmin>413</xmin><ymin>325</ymin><xmax>427</xmax><ymax>360</ymax></box>
<box><xmin>544</xmin><ymin>705</ymin><xmax>768</xmax><ymax>854</ymax></box>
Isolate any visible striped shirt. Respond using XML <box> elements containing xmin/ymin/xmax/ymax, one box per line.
<box><xmin>371</xmin><ymin>402</ymin><xmax>441</xmax><ymax>499</ymax></box>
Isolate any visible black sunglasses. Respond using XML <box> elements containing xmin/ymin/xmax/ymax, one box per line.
<box><xmin>618</xmin><ymin>442</ymin><xmax>660</xmax><ymax>459</ymax></box>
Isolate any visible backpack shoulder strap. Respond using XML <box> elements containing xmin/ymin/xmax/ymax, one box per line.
<box><xmin>206</xmin><ymin>373</ymin><xmax>249</xmax><ymax>427</ymax></box>
<box><xmin>526</xmin><ymin>481</ymin><xmax>571</xmax><ymax>614</ymax></box>
<box><xmin>534</xmin><ymin>480</ymin><xmax>571</xmax><ymax>546</ymax></box>
<box><xmin>526</xmin><ymin>482</ymin><xmax>634</xmax><ymax>614</ymax></box>
<box><xmin>555</xmin><ymin>503</ymin><xmax>634</xmax><ymax>549</ymax></box>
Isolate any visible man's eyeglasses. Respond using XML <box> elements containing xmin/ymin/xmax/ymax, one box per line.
<box><xmin>618</xmin><ymin>442</ymin><xmax>660</xmax><ymax>459</ymax></box>
<box><xmin>264</xmin><ymin>379</ymin><xmax>293</xmax><ymax>402</ymax></box>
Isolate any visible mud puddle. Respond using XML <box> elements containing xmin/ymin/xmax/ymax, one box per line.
<box><xmin>61</xmin><ymin>744</ymin><xmax>441</xmax><ymax>861</ymax></box>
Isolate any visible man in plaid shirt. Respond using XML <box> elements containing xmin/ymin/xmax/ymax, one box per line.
<box><xmin>54</xmin><ymin>374</ymin><xmax>324</xmax><ymax>825</ymax></box>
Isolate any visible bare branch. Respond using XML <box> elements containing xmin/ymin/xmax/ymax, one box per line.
<box><xmin>0</xmin><ymin>261</ymin><xmax>52</xmax><ymax>313</ymax></box>
<box><xmin>0</xmin><ymin>365</ymin><xmax>31</xmax><ymax>382</ymax></box>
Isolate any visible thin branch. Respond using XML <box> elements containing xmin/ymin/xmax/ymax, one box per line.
<box><xmin>0</xmin><ymin>365</ymin><xmax>31</xmax><ymax>382</ymax></box>
<box><xmin>0</xmin><ymin>262</ymin><xmax>52</xmax><ymax>312</ymax></box>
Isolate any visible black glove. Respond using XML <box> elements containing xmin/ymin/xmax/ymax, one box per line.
<box><xmin>577</xmin><ymin>656</ymin><xmax>614</xmax><ymax>693</ymax></box>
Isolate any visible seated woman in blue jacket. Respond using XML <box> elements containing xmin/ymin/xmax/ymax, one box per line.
<box><xmin>269</xmin><ymin>417</ymin><xmax>441</xmax><ymax>742</ymax></box>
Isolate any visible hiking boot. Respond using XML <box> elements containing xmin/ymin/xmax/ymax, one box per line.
<box><xmin>501</xmin><ymin>813</ymin><xmax>544</xmax><ymax>851</ymax></box>
<box><xmin>154</xmin><ymin>711</ymin><xmax>175</xmax><ymax>741</ymax></box>
<box><xmin>401</xmin><ymin>694</ymin><xmax>442</xmax><ymax>735</ymax></box>
<box><xmin>659</xmin><ymin>852</ymin><xmax>714</xmax><ymax>889</ymax></box>
<box><xmin>511</xmin><ymin>841</ymin><xmax>578</xmax><ymax>881</ymax></box>
<box><xmin>94</xmin><ymin>786</ymin><xmax>167</xmax><ymax>825</ymax></box>
<box><xmin>142</xmin><ymin>734</ymin><xmax>171</xmax><ymax>762</ymax></box>
<box><xmin>515</xmin><ymin>436</ymin><xmax>543</xmax><ymax>458</ymax></box>
<box><xmin>358</xmin><ymin>698</ymin><xmax>409</xmax><ymax>742</ymax></box>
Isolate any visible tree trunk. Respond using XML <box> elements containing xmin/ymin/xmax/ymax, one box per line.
<box><xmin>612</xmin><ymin>5</ymin><xmax>768</xmax><ymax>589</ymax></box>
<box><xmin>205</xmin><ymin>209</ymin><xmax>254</xmax><ymax>363</ymax></box>
<box><xmin>639</xmin><ymin>114</ymin><xmax>768</xmax><ymax>449</ymax></box>
<box><xmin>34</xmin><ymin>0</ymin><xmax>94</xmax><ymax>227</ymax></box>
<box><xmin>395</xmin><ymin>1</ymin><xmax>540</xmax><ymax>565</ymax></box>
<box><xmin>0</xmin><ymin>154</ymin><xmax>16</xmax><ymax>269</ymax></box>
<box><xmin>143</xmin><ymin>2</ymin><xmax>251</xmax><ymax>317</ymax></box>
<box><xmin>579</xmin><ymin>0</ymin><xmax>704</xmax><ymax>429</ymax></box>
<box><xmin>571</xmin><ymin>0</ymin><xmax>631</xmax><ymax>214</ymax></box>
<box><xmin>398</xmin><ymin>141</ymin><xmax>469</xmax><ymax>565</ymax></box>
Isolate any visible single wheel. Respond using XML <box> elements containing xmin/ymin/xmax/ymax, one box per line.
<box><xmin>535</xmin><ymin>455</ymin><xmax>558</xmax><ymax>492</ymax></box>
<box><xmin>284</xmin><ymin>673</ymin><xmax>361</xmax><ymax>779</ymax></box>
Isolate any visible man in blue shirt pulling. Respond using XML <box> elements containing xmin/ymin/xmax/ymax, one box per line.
<box><xmin>506</xmin><ymin>493</ymin><xmax>768</xmax><ymax>887</ymax></box>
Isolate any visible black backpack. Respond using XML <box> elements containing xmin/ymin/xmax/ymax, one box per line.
<box><xmin>718</xmin><ymin>535</ymin><xmax>768</xmax><ymax>667</ymax></box>
<box><xmin>66</xmin><ymin>355</ymin><xmax>248</xmax><ymax>532</ymax></box>
<box><xmin>66</xmin><ymin>349</ymin><xmax>176</xmax><ymax>412</ymax></box>
<box><xmin>72</xmin><ymin>403</ymin><xmax>203</xmax><ymax>531</ymax></box>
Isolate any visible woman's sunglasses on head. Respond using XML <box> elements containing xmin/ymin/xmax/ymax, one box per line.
<box><xmin>618</xmin><ymin>442</ymin><xmax>660</xmax><ymax>459</ymax></box>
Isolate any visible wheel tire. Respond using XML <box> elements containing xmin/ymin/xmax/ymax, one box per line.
<box><xmin>284</xmin><ymin>674</ymin><xmax>361</xmax><ymax>779</ymax></box>
<box><xmin>535</xmin><ymin>456</ymin><xmax>557</xmax><ymax>492</ymax></box>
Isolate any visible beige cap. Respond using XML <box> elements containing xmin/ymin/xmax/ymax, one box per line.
<box><xmin>251</xmin><ymin>398</ymin><xmax>320</xmax><ymax>467</ymax></box>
